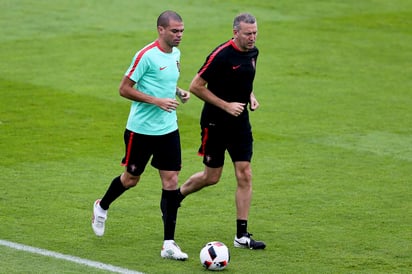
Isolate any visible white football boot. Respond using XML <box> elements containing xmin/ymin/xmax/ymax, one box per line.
<box><xmin>91</xmin><ymin>199</ymin><xmax>107</xmax><ymax>237</ymax></box>
<box><xmin>160</xmin><ymin>240</ymin><xmax>188</xmax><ymax>260</ymax></box>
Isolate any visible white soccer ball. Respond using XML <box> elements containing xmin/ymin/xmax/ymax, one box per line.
<box><xmin>199</xmin><ymin>241</ymin><xmax>230</xmax><ymax>271</ymax></box>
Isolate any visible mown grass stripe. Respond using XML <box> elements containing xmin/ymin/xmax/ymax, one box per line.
<box><xmin>0</xmin><ymin>239</ymin><xmax>144</xmax><ymax>274</ymax></box>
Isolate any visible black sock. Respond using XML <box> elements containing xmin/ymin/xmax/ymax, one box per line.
<box><xmin>237</xmin><ymin>219</ymin><xmax>248</xmax><ymax>238</ymax></box>
<box><xmin>176</xmin><ymin>188</ymin><xmax>185</xmax><ymax>207</ymax></box>
<box><xmin>99</xmin><ymin>175</ymin><xmax>128</xmax><ymax>210</ymax></box>
<box><xmin>161</xmin><ymin>189</ymin><xmax>179</xmax><ymax>240</ymax></box>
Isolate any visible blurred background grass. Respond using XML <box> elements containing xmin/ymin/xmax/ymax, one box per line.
<box><xmin>1</xmin><ymin>0</ymin><xmax>411</xmax><ymax>273</ymax></box>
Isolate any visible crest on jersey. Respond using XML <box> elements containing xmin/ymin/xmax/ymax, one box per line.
<box><xmin>176</xmin><ymin>60</ymin><xmax>180</xmax><ymax>72</ymax></box>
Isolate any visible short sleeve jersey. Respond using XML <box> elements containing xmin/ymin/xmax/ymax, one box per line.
<box><xmin>198</xmin><ymin>39</ymin><xmax>258</xmax><ymax>125</ymax></box>
<box><xmin>124</xmin><ymin>40</ymin><xmax>180</xmax><ymax>135</ymax></box>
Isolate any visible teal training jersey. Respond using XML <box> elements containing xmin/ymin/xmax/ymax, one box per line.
<box><xmin>124</xmin><ymin>40</ymin><xmax>180</xmax><ymax>135</ymax></box>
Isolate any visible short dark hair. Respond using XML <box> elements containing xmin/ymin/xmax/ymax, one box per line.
<box><xmin>233</xmin><ymin>13</ymin><xmax>256</xmax><ymax>30</ymax></box>
<box><xmin>157</xmin><ymin>10</ymin><xmax>183</xmax><ymax>27</ymax></box>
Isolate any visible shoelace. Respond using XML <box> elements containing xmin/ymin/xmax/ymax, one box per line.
<box><xmin>95</xmin><ymin>216</ymin><xmax>105</xmax><ymax>228</ymax></box>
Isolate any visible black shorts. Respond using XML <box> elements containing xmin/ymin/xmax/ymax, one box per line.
<box><xmin>121</xmin><ymin>129</ymin><xmax>182</xmax><ymax>176</ymax></box>
<box><xmin>198</xmin><ymin>121</ymin><xmax>253</xmax><ymax>168</ymax></box>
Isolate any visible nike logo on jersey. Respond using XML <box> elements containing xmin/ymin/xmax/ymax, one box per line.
<box><xmin>232</xmin><ymin>65</ymin><xmax>241</xmax><ymax>70</ymax></box>
<box><xmin>159</xmin><ymin>66</ymin><xmax>167</xmax><ymax>70</ymax></box>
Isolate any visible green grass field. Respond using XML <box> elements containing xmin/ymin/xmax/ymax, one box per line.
<box><xmin>1</xmin><ymin>0</ymin><xmax>411</xmax><ymax>273</ymax></box>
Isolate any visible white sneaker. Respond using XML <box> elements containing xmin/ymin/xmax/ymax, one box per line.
<box><xmin>160</xmin><ymin>240</ymin><xmax>188</xmax><ymax>261</ymax></box>
<box><xmin>234</xmin><ymin>233</ymin><xmax>266</xmax><ymax>250</ymax></box>
<box><xmin>92</xmin><ymin>199</ymin><xmax>107</xmax><ymax>237</ymax></box>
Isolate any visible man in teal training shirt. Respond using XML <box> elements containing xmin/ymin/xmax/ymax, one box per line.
<box><xmin>91</xmin><ymin>10</ymin><xmax>190</xmax><ymax>261</ymax></box>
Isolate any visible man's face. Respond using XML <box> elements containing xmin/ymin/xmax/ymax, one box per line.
<box><xmin>159</xmin><ymin>19</ymin><xmax>184</xmax><ymax>48</ymax></box>
<box><xmin>233</xmin><ymin>22</ymin><xmax>257</xmax><ymax>51</ymax></box>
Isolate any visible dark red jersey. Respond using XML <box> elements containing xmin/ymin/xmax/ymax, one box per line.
<box><xmin>198</xmin><ymin>39</ymin><xmax>258</xmax><ymax>125</ymax></box>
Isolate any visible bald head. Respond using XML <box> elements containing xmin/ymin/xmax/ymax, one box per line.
<box><xmin>157</xmin><ymin>10</ymin><xmax>183</xmax><ymax>28</ymax></box>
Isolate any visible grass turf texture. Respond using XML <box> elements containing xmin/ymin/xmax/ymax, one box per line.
<box><xmin>1</xmin><ymin>0</ymin><xmax>412</xmax><ymax>273</ymax></box>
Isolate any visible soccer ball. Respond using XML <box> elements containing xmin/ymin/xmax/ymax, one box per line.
<box><xmin>199</xmin><ymin>241</ymin><xmax>230</xmax><ymax>271</ymax></box>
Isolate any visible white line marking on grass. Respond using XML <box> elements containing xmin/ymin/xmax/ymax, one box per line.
<box><xmin>0</xmin><ymin>239</ymin><xmax>144</xmax><ymax>274</ymax></box>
